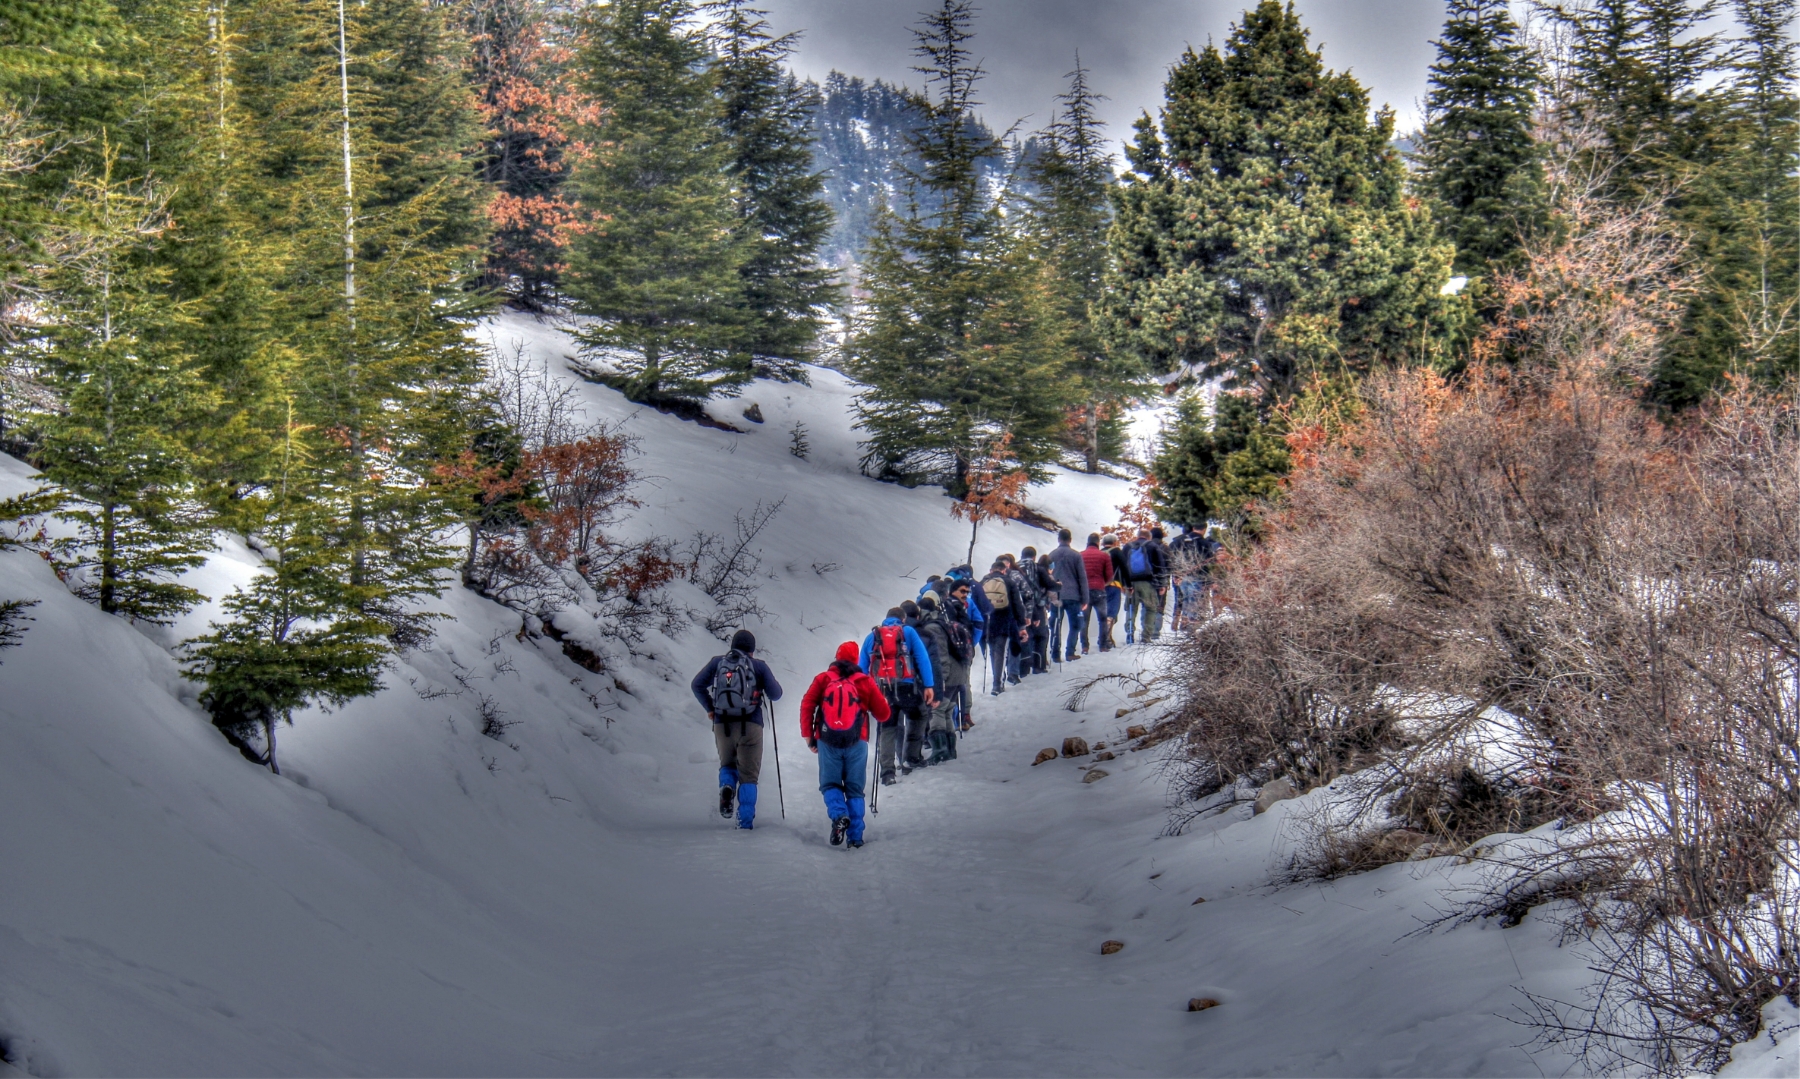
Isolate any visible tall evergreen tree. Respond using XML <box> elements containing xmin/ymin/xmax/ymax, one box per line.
<box><xmin>188</xmin><ymin>0</ymin><xmax>493</xmax><ymax>746</ymax></box>
<box><xmin>1151</xmin><ymin>391</ymin><xmax>1289</xmax><ymax>529</ymax></box>
<box><xmin>1027</xmin><ymin>58</ymin><xmax>1140</xmax><ymax>473</ymax></box>
<box><xmin>1546</xmin><ymin>0</ymin><xmax>1796</xmax><ymax>403</ymax></box>
<box><xmin>562</xmin><ymin>0</ymin><xmax>750</xmax><ymax>404</ymax></box>
<box><xmin>705</xmin><ymin>0</ymin><xmax>839</xmax><ymax>374</ymax></box>
<box><xmin>1544</xmin><ymin>0</ymin><xmax>1725</xmax><ymax>199</ymax></box>
<box><xmin>36</xmin><ymin>141</ymin><xmax>215</xmax><ymax>623</ymax></box>
<box><xmin>1648</xmin><ymin>0</ymin><xmax>1798</xmax><ymax>402</ymax></box>
<box><xmin>845</xmin><ymin>0</ymin><xmax>1073</xmax><ymax>492</ymax></box>
<box><xmin>1715</xmin><ymin>0</ymin><xmax>1798</xmax><ymax>384</ymax></box>
<box><xmin>1415</xmin><ymin>0</ymin><xmax>1546</xmax><ymax>278</ymax></box>
<box><xmin>1104</xmin><ymin>0</ymin><xmax>1459</xmax><ymax>402</ymax></box>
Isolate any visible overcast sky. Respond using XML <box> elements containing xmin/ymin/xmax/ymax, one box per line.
<box><xmin>759</xmin><ymin>0</ymin><xmax>1459</xmax><ymax>153</ymax></box>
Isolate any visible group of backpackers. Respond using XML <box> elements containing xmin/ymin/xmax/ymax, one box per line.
<box><xmin>688</xmin><ymin>523</ymin><xmax>1221</xmax><ymax>843</ymax></box>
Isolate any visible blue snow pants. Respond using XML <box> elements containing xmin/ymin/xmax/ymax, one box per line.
<box><xmin>819</xmin><ymin>739</ymin><xmax>869</xmax><ymax>844</ymax></box>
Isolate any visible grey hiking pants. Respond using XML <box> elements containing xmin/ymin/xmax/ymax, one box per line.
<box><xmin>714</xmin><ymin>718</ymin><xmax>763</xmax><ymax>785</ymax></box>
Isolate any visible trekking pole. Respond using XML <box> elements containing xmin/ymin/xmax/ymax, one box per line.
<box><xmin>868</xmin><ymin>721</ymin><xmax>878</xmax><ymax>815</ymax></box>
<box><xmin>766</xmin><ymin>697</ymin><xmax>785</xmax><ymax>819</ymax></box>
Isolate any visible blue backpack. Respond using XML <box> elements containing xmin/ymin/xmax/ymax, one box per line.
<box><xmin>1127</xmin><ymin>543</ymin><xmax>1151</xmax><ymax>578</ymax></box>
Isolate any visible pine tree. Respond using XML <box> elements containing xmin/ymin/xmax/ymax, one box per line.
<box><xmin>1027</xmin><ymin>57</ymin><xmax>1140</xmax><ymax>473</ymax></box>
<box><xmin>1650</xmin><ymin>0</ymin><xmax>1797</xmax><ymax>402</ymax></box>
<box><xmin>846</xmin><ymin>0</ymin><xmax>1075</xmax><ymax>493</ymax></box>
<box><xmin>1104</xmin><ymin>1</ymin><xmax>1460</xmax><ymax>402</ymax></box>
<box><xmin>705</xmin><ymin>0</ymin><xmax>839</xmax><ymax>373</ymax></box>
<box><xmin>186</xmin><ymin>408</ymin><xmax>387</xmax><ymax>774</ymax></box>
<box><xmin>36</xmin><ymin>140</ymin><xmax>215</xmax><ymax>623</ymax></box>
<box><xmin>1151</xmin><ymin>390</ymin><xmax>1291</xmax><ymax>531</ymax></box>
<box><xmin>1415</xmin><ymin>0</ymin><xmax>1546</xmax><ymax>278</ymax></box>
<box><xmin>185</xmin><ymin>0</ymin><xmax>491</xmax><ymax>746</ymax></box>
<box><xmin>1544</xmin><ymin>0</ymin><xmax>1725</xmax><ymax>199</ymax></box>
<box><xmin>0</xmin><ymin>0</ymin><xmax>118</xmax><ymax>381</ymax></box>
<box><xmin>1546</xmin><ymin>0</ymin><xmax>1796</xmax><ymax>403</ymax></box>
<box><xmin>1716</xmin><ymin>0</ymin><xmax>1798</xmax><ymax>384</ymax></box>
<box><xmin>101</xmin><ymin>0</ymin><xmax>292</xmax><ymax>511</ymax></box>
<box><xmin>562</xmin><ymin>0</ymin><xmax>750</xmax><ymax>404</ymax></box>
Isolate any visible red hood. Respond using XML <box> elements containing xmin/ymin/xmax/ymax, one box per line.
<box><xmin>834</xmin><ymin>641</ymin><xmax>860</xmax><ymax>665</ymax></box>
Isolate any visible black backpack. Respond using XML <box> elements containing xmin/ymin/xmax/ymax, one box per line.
<box><xmin>942</xmin><ymin>613</ymin><xmax>974</xmax><ymax>664</ymax></box>
<box><xmin>710</xmin><ymin>650</ymin><xmax>761</xmax><ymax>718</ymax></box>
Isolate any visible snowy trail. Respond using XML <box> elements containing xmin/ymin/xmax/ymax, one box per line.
<box><xmin>0</xmin><ymin>312</ymin><xmax>1623</xmax><ymax>1076</ymax></box>
<box><xmin>550</xmin><ymin>655</ymin><xmax>1183</xmax><ymax>1078</ymax></box>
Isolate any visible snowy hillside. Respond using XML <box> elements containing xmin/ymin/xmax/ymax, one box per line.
<box><xmin>3</xmin><ymin>311</ymin><xmax>1769</xmax><ymax>1077</ymax></box>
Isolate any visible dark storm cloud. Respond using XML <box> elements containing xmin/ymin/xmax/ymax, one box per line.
<box><xmin>758</xmin><ymin>0</ymin><xmax>1451</xmax><ymax>153</ymax></box>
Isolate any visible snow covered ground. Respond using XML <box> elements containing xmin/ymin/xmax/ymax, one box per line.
<box><xmin>0</xmin><ymin>311</ymin><xmax>1777</xmax><ymax>1076</ymax></box>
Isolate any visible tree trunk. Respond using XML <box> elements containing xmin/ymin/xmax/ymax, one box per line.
<box><xmin>100</xmin><ymin>501</ymin><xmax>117</xmax><ymax>614</ymax></box>
<box><xmin>263</xmin><ymin>713</ymin><xmax>280</xmax><ymax>775</ymax></box>
<box><xmin>966</xmin><ymin>518</ymin><xmax>978</xmax><ymax>568</ymax></box>
<box><xmin>462</xmin><ymin>521</ymin><xmax>481</xmax><ymax>588</ymax></box>
<box><xmin>1084</xmin><ymin>404</ymin><xmax>1101</xmax><ymax>474</ymax></box>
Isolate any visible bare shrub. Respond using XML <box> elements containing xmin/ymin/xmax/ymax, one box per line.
<box><xmin>486</xmin><ymin>339</ymin><xmax>590</xmax><ymax>453</ymax></box>
<box><xmin>685</xmin><ymin>499</ymin><xmax>782</xmax><ymax>638</ymax></box>
<box><xmin>1160</xmin><ymin>147</ymin><xmax>1795</xmax><ymax>1069</ymax></box>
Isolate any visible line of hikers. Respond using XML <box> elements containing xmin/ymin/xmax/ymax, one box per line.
<box><xmin>689</xmin><ymin>524</ymin><xmax>1222</xmax><ymax>843</ymax></box>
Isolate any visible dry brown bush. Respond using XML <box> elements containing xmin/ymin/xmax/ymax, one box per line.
<box><xmin>1162</xmin><ymin>156</ymin><xmax>1796</xmax><ymax>1070</ymax></box>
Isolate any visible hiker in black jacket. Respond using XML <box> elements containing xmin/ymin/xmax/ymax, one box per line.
<box><xmin>690</xmin><ymin>629</ymin><xmax>784</xmax><ymax>828</ymax></box>
<box><xmin>979</xmin><ymin>560</ymin><xmax>1024</xmax><ymax>694</ymax></box>
<box><xmin>1121</xmin><ymin>527</ymin><xmax>1171</xmax><ymax>643</ymax></box>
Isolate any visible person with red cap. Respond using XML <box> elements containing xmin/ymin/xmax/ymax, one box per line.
<box><xmin>799</xmin><ymin>641</ymin><xmax>891</xmax><ymax>847</ymax></box>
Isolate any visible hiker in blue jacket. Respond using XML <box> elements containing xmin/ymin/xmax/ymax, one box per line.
<box><xmin>859</xmin><ymin>610</ymin><xmax>935</xmax><ymax>784</ymax></box>
<box><xmin>690</xmin><ymin>629</ymin><xmax>784</xmax><ymax>829</ymax></box>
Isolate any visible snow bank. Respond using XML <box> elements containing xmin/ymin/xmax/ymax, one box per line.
<box><xmin>1719</xmin><ymin>997</ymin><xmax>1799</xmax><ymax>1078</ymax></box>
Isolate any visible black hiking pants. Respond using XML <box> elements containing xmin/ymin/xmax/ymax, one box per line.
<box><xmin>876</xmin><ymin>690</ymin><xmax>928</xmax><ymax>778</ymax></box>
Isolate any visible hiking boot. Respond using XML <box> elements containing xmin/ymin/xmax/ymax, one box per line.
<box><xmin>719</xmin><ymin>786</ymin><xmax>735</xmax><ymax>818</ymax></box>
<box><xmin>899</xmin><ymin>764</ymin><xmax>912</xmax><ymax>776</ymax></box>
<box><xmin>848</xmin><ymin>838</ymin><xmax>864</xmax><ymax>848</ymax></box>
<box><xmin>880</xmin><ymin>773</ymin><xmax>897</xmax><ymax>786</ymax></box>
<box><xmin>830</xmin><ymin>816</ymin><xmax>850</xmax><ymax>846</ymax></box>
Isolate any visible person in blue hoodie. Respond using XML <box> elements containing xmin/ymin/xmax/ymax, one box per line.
<box><xmin>859</xmin><ymin>607</ymin><xmax>935</xmax><ymax>785</ymax></box>
<box><xmin>690</xmin><ymin>629</ymin><xmax>783</xmax><ymax>828</ymax></box>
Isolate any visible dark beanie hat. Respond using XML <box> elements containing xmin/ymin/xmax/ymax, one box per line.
<box><xmin>918</xmin><ymin>593</ymin><xmax>939</xmax><ymax>610</ymax></box>
<box><xmin>730</xmin><ymin>629</ymin><xmax>756</xmax><ymax>653</ymax></box>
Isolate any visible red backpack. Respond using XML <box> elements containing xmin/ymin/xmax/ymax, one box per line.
<box><xmin>873</xmin><ymin>624</ymin><xmax>915</xmax><ymax>683</ymax></box>
<box><xmin>816</xmin><ymin>673</ymin><xmax>865</xmax><ymax>747</ymax></box>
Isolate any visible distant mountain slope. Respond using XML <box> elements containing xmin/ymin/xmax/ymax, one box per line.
<box><xmin>807</xmin><ymin>71</ymin><xmax>1038</xmax><ymax>270</ymax></box>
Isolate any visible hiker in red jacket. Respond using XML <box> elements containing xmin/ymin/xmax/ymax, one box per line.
<box><xmin>799</xmin><ymin>641</ymin><xmax>892</xmax><ymax>848</ymax></box>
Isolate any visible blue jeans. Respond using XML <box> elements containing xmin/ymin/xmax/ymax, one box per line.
<box><xmin>1063</xmin><ymin>604</ymin><xmax>1088</xmax><ymax>659</ymax></box>
<box><xmin>819</xmin><ymin>739</ymin><xmax>869</xmax><ymax>843</ymax></box>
